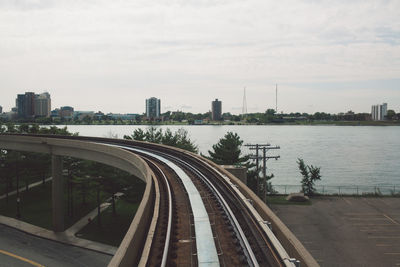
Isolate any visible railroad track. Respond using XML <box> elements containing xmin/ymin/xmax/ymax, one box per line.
<box><xmin>3</xmin><ymin>134</ymin><xmax>300</xmax><ymax>267</ymax></box>
<box><xmin>108</xmin><ymin>141</ymin><xmax>298</xmax><ymax>267</ymax></box>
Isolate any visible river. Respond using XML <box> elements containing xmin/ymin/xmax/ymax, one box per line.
<box><xmin>57</xmin><ymin>125</ymin><xmax>400</xmax><ymax>188</ymax></box>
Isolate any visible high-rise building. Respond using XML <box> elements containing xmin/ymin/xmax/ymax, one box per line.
<box><xmin>212</xmin><ymin>99</ymin><xmax>222</xmax><ymax>120</ymax></box>
<box><xmin>16</xmin><ymin>91</ymin><xmax>51</xmax><ymax>118</ymax></box>
<box><xmin>25</xmin><ymin>92</ymin><xmax>35</xmax><ymax>118</ymax></box>
<box><xmin>16</xmin><ymin>94</ymin><xmax>26</xmax><ymax>118</ymax></box>
<box><xmin>146</xmin><ymin>97</ymin><xmax>161</xmax><ymax>119</ymax></box>
<box><xmin>371</xmin><ymin>103</ymin><xmax>388</xmax><ymax>121</ymax></box>
<box><xmin>0</xmin><ymin>106</ymin><xmax>2</xmax><ymax>114</ymax></box>
<box><xmin>16</xmin><ymin>92</ymin><xmax>35</xmax><ymax>119</ymax></box>
<box><xmin>34</xmin><ymin>92</ymin><xmax>51</xmax><ymax>117</ymax></box>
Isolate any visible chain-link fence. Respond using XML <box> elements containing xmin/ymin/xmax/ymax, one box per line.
<box><xmin>271</xmin><ymin>184</ymin><xmax>400</xmax><ymax>196</ymax></box>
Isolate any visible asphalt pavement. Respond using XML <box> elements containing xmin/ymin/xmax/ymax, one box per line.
<box><xmin>271</xmin><ymin>196</ymin><xmax>400</xmax><ymax>267</ymax></box>
<box><xmin>0</xmin><ymin>224</ymin><xmax>112</xmax><ymax>267</ymax></box>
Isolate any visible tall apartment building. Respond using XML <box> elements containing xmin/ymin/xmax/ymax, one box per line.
<box><xmin>16</xmin><ymin>92</ymin><xmax>35</xmax><ymax>119</ymax></box>
<box><xmin>146</xmin><ymin>97</ymin><xmax>161</xmax><ymax>119</ymax></box>
<box><xmin>0</xmin><ymin>106</ymin><xmax>2</xmax><ymax>114</ymax></box>
<box><xmin>371</xmin><ymin>103</ymin><xmax>388</xmax><ymax>121</ymax></box>
<box><xmin>211</xmin><ymin>99</ymin><xmax>222</xmax><ymax>120</ymax></box>
<box><xmin>34</xmin><ymin>92</ymin><xmax>51</xmax><ymax>117</ymax></box>
<box><xmin>16</xmin><ymin>92</ymin><xmax>51</xmax><ymax>119</ymax></box>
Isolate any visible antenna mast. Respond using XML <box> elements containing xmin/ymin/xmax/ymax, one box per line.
<box><xmin>275</xmin><ymin>84</ymin><xmax>278</xmax><ymax>113</ymax></box>
<box><xmin>242</xmin><ymin>87</ymin><xmax>247</xmax><ymax>118</ymax></box>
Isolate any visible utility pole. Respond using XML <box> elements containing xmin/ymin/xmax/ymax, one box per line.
<box><xmin>245</xmin><ymin>143</ymin><xmax>280</xmax><ymax>202</ymax></box>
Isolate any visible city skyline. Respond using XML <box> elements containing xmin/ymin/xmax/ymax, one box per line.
<box><xmin>1</xmin><ymin>91</ymin><xmax>398</xmax><ymax>117</ymax></box>
<box><xmin>1</xmin><ymin>1</ymin><xmax>399</xmax><ymax>114</ymax></box>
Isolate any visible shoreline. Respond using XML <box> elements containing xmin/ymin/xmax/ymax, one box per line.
<box><xmin>34</xmin><ymin>121</ymin><xmax>400</xmax><ymax>127</ymax></box>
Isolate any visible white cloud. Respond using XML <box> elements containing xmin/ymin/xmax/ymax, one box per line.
<box><xmin>0</xmin><ymin>0</ymin><xmax>399</xmax><ymax>114</ymax></box>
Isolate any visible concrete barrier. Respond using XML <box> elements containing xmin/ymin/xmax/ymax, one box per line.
<box><xmin>0</xmin><ymin>135</ymin><xmax>156</xmax><ymax>267</ymax></box>
<box><xmin>190</xmin><ymin>153</ymin><xmax>319</xmax><ymax>267</ymax></box>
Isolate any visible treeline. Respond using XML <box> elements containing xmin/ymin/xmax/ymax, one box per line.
<box><xmin>2</xmin><ymin>108</ymin><xmax>399</xmax><ymax>125</ymax></box>
<box><xmin>124</xmin><ymin>128</ymin><xmax>272</xmax><ymax>198</ymax></box>
<box><xmin>123</xmin><ymin>127</ymin><xmax>198</xmax><ymax>153</ymax></box>
<box><xmin>243</xmin><ymin>109</ymin><xmax>400</xmax><ymax>124</ymax></box>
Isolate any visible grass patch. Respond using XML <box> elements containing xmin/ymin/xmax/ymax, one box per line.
<box><xmin>0</xmin><ymin>180</ymin><xmax>111</xmax><ymax>231</ymax></box>
<box><xmin>0</xmin><ymin>182</ymin><xmax>53</xmax><ymax>229</ymax></box>
<box><xmin>75</xmin><ymin>198</ymin><xmax>140</xmax><ymax>247</ymax></box>
<box><xmin>267</xmin><ymin>195</ymin><xmax>312</xmax><ymax>205</ymax></box>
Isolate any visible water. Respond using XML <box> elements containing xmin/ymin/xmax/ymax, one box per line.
<box><xmin>58</xmin><ymin>125</ymin><xmax>400</xmax><ymax>187</ymax></box>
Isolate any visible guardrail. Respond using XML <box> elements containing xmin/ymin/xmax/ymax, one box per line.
<box><xmin>272</xmin><ymin>184</ymin><xmax>400</xmax><ymax>196</ymax></box>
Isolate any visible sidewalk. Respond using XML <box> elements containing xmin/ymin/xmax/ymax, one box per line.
<box><xmin>0</xmin><ymin>177</ymin><xmax>53</xmax><ymax>200</ymax></box>
<box><xmin>0</xmin><ymin>215</ymin><xmax>117</xmax><ymax>255</ymax></box>
<box><xmin>65</xmin><ymin>192</ymin><xmax>124</xmax><ymax>236</ymax></box>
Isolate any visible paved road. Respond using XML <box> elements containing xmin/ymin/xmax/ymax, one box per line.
<box><xmin>0</xmin><ymin>224</ymin><xmax>112</xmax><ymax>267</ymax></box>
<box><xmin>271</xmin><ymin>197</ymin><xmax>400</xmax><ymax>267</ymax></box>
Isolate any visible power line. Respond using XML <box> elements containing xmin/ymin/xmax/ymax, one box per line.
<box><xmin>245</xmin><ymin>143</ymin><xmax>280</xmax><ymax>202</ymax></box>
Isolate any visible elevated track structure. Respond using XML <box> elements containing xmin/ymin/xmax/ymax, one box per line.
<box><xmin>0</xmin><ymin>134</ymin><xmax>319</xmax><ymax>267</ymax></box>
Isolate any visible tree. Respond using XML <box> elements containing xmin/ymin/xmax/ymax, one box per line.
<box><xmin>297</xmin><ymin>158</ymin><xmax>321</xmax><ymax>196</ymax></box>
<box><xmin>205</xmin><ymin>132</ymin><xmax>249</xmax><ymax>165</ymax></box>
<box><xmin>124</xmin><ymin>127</ymin><xmax>198</xmax><ymax>153</ymax></box>
<box><xmin>205</xmin><ymin>132</ymin><xmax>272</xmax><ymax>196</ymax></box>
<box><xmin>386</xmin><ymin>110</ymin><xmax>396</xmax><ymax>120</ymax></box>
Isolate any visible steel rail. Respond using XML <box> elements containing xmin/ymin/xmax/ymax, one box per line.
<box><xmin>143</xmin><ymin>158</ymin><xmax>173</xmax><ymax>267</ymax></box>
<box><xmin>118</xmin><ymin>145</ymin><xmax>220</xmax><ymax>266</ymax></box>
<box><xmin>129</xmin><ymin>145</ymin><xmax>295</xmax><ymax>267</ymax></box>
<box><xmin>140</xmin><ymin>148</ymin><xmax>259</xmax><ymax>267</ymax></box>
<box><xmin>123</xmin><ymin>145</ymin><xmax>261</xmax><ymax>267</ymax></box>
<box><xmin>195</xmin><ymin>156</ymin><xmax>297</xmax><ymax>267</ymax></box>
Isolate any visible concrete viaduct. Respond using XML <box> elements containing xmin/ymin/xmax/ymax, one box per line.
<box><xmin>0</xmin><ymin>134</ymin><xmax>319</xmax><ymax>267</ymax></box>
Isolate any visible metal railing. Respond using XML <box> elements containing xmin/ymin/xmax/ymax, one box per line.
<box><xmin>271</xmin><ymin>184</ymin><xmax>400</xmax><ymax>196</ymax></box>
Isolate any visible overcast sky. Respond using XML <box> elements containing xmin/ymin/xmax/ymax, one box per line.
<box><xmin>1</xmin><ymin>0</ymin><xmax>399</xmax><ymax>114</ymax></box>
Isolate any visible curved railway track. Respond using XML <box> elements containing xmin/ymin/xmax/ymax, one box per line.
<box><xmin>1</xmin><ymin>134</ymin><xmax>300</xmax><ymax>267</ymax></box>
<box><xmin>107</xmin><ymin>141</ymin><xmax>297</xmax><ymax>267</ymax></box>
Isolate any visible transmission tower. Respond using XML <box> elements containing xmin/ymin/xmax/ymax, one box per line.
<box><xmin>275</xmin><ymin>84</ymin><xmax>278</xmax><ymax>113</ymax></box>
<box><xmin>242</xmin><ymin>87</ymin><xmax>247</xmax><ymax>119</ymax></box>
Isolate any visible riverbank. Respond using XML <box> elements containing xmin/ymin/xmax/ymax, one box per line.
<box><xmin>4</xmin><ymin>120</ymin><xmax>400</xmax><ymax>127</ymax></box>
<box><xmin>51</xmin><ymin>120</ymin><xmax>400</xmax><ymax>126</ymax></box>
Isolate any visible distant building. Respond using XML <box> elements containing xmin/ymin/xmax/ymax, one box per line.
<box><xmin>51</xmin><ymin>109</ymin><xmax>60</xmax><ymax>118</ymax></box>
<box><xmin>16</xmin><ymin>94</ymin><xmax>25</xmax><ymax>118</ymax></box>
<box><xmin>60</xmin><ymin>106</ymin><xmax>74</xmax><ymax>118</ymax></box>
<box><xmin>211</xmin><ymin>99</ymin><xmax>222</xmax><ymax>120</ymax></box>
<box><xmin>371</xmin><ymin>103</ymin><xmax>388</xmax><ymax>121</ymax></box>
<box><xmin>16</xmin><ymin>91</ymin><xmax>51</xmax><ymax>118</ymax></box>
<box><xmin>0</xmin><ymin>111</ymin><xmax>17</xmax><ymax>120</ymax></box>
<box><xmin>106</xmin><ymin>113</ymin><xmax>138</xmax><ymax>120</ymax></box>
<box><xmin>146</xmin><ymin>97</ymin><xmax>161</xmax><ymax>119</ymax></box>
<box><xmin>34</xmin><ymin>92</ymin><xmax>51</xmax><ymax>117</ymax></box>
<box><xmin>16</xmin><ymin>92</ymin><xmax>35</xmax><ymax>119</ymax></box>
<box><xmin>94</xmin><ymin>111</ymin><xmax>105</xmax><ymax>120</ymax></box>
<box><xmin>74</xmin><ymin>111</ymin><xmax>95</xmax><ymax>120</ymax></box>
<box><xmin>0</xmin><ymin>105</ymin><xmax>2</xmax><ymax>114</ymax></box>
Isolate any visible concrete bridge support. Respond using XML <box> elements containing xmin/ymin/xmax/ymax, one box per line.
<box><xmin>52</xmin><ymin>155</ymin><xmax>64</xmax><ymax>232</ymax></box>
